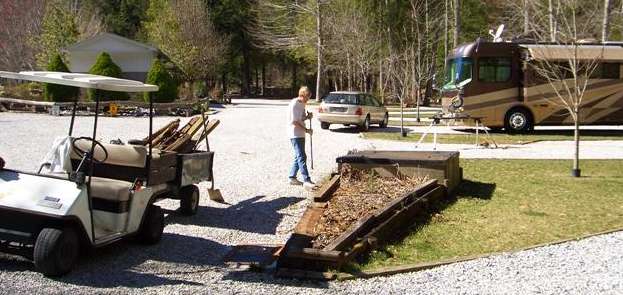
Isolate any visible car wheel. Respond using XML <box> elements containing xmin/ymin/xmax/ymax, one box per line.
<box><xmin>34</xmin><ymin>227</ymin><xmax>79</xmax><ymax>277</ymax></box>
<box><xmin>179</xmin><ymin>185</ymin><xmax>200</xmax><ymax>216</ymax></box>
<box><xmin>137</xmin><ymin>204</ymin><xmax>164</xmax><ymax>244</ymax></box>
<box><xmin>504</xmin><ymin>108</ymin><xmax>533</xmax><ymax>133</ymax></box>
<box><xmin>320</xmin><ymin>122</ymin><xmax>330</xmax><ymax>130</ymax></box>
<box><xmin>360</xmin><ymin>115</ymin><xmax>370</xmax><ymax>132</ymax></box>
<box><xmin>379</xmin><ymin>113</ymin><xmax>389</xmax><ymax>128</ymax></box>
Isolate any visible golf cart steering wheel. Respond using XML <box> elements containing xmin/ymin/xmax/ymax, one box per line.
<box><xmin>72</xmin><ymin>137</ymin><xmax>109</xmax><ymax>164</ymax></box>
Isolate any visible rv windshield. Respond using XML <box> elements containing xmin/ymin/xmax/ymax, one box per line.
<box><xmin>443</xmin><ymin>58</ymin><xmax>473</xmax><ymax>90</ymax></box>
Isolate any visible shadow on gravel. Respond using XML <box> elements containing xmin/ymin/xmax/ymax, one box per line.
<box><xmin>221</xmin><ymin>271</ymin><xmax>329</xmax><ymax>289</ymax></box>
<box><xmin>462</xmin><ymin>128</ymin><xmax>623</xmax><ymax>137</ymax></box>
<box><xmin>0</xmin><ymin>233</ymin><xmax>231</xmax><ymax>288</ymax></box>
<box><xmin>166</xmin><ymin>195</ymin><xmax>305</xmax><ymax>235</ymax></box>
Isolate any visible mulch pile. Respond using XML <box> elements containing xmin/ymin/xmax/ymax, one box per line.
<box><xmin>312</xmin><ymin>164</ymin><xmax>427</xmax><ymax>249</ymax></box>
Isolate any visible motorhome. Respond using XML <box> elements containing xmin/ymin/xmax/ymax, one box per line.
<box><xmin>441</xmin><ymin>40</ymin><xmax>623</xmax><ymax>132</ymax></box>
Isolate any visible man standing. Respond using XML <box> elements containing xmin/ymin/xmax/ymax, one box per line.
<box><xmin>288</xmin><ymin>86</ymin><xmax>315</xmax><ymax>190</ymax></box>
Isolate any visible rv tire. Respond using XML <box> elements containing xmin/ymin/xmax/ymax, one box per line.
<box><xmin>504</xmin><ymin>108</ymin><xmax>533</xmax><ymax>133</ymax></box>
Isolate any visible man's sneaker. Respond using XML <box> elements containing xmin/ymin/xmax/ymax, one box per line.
<box><xmin>303</xmin><ymin>181</ymin><xmax>316</xmax><ymax>190</ymax></box>
<box><xmin>289</xmin><ymin>178</ymin><xmax>303</xmax><ymax>185</ymax></box>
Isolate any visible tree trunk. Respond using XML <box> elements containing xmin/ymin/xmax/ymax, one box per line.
<box><xmin>347</xmin><ymin>52</ymin><xmax>352</xmax><ymax>91</ymax></box>
<box><xmin>602</xmin><ymin>0</ymin><xmax>612</xmax><ymax>42</ymax></box>
<box><xmin>241</xmin><ymin>41</ymin><xmax>251</xmax><ymax>96</ymax></box>
<box><xmin>572</xmin><ymin>110</ymin><xmax>580</xmax><ymax>177</ymax></box>
<box><xmin>221</xmin><ymin>72</ymin><xmax>227</xmax><ymax>96</ymax></box>
<box><xmin>291</xmin><ymin>62</ymin><xmax>298</xmax><ymax>94</ymax></box>
<box><xmin>523</xmin><ymin>0</ymin><xmax>530</xmax><ymax>35</ymax></box>
<box><xmin>261</xmin><ymin>63</ymin><xmax>266</xmax><ymax>96</ymax></box>
<box><xmin>379</xmin><ymin>59</ymin><xmax>384</xmax><ymax>103</ymax></box>
<box><xmin>453</xmin><ymin>0</ymin><xmax>460</xmax><ymax>47</ymax></box>
<box><xmin>315</xmin><ymin>0</ymin><xmax>323</xmax><ymax>102</ymax></box>
<box><xmin>444</xmin><ymin>0</ymin><xmax>449</xmax><ymax>71</ymax></box>
<box><xmin>548</xmin><ymin>0</ymin><xmax>556</xmax><ymax>42</ymax></box>
<box><xmin>255</xmin><ymin>66</ymin><xmax>259</xmax><ymax>96</ymax></box>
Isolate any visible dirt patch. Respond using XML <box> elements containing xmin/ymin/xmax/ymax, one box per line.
<box><xmin>312</xmin><ymin>165</ymin><xmax>427</xmax><ymax>249</ymax></box>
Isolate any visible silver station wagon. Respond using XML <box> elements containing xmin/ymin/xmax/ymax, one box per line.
<box><xmin>317</xmin><ymin>91</ymin><xmax>388</xmax><ymax>131</ymax></box>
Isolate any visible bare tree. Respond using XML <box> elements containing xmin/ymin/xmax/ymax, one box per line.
<box><xmin>0</xmin><ymin>1</ymin><xmax>45</xmax><ymax>71</ymax></box>
<box><xmin>525</xmin><ymin>0</ymin><xmax>604</xmax><ymax>177</ymax></box>
<box><xmin>251</xmin><ymin>0</ymin><xmax>330</xmax><ymax>100</ymax></box>
<box><xmin>145</xmin><ymin>0</ymin><xmax>228</xmax><ymax>96</ymax></box>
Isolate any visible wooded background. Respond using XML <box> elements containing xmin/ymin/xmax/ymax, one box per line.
<box><xmin>1</xmin><ymin>0</ymin><xmax>621</xmax><ymax>104</ymax></box>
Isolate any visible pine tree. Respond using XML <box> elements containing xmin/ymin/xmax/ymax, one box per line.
<box><xmin>43</xmin><ymin>54</ymin><xmax>80</xmax><ymax>102</ymax></box>
<box><xmin>88</xmin><ymin>52</ymin><xmax>129</xmax><ymax>101</ymax></box>
<box><xmin>144</xmin><ymin>59</ymin><xmax>178</xmax><ymax>103</ymax></box>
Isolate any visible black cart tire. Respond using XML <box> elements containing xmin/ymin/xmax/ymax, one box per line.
<box><xmin>34</xmin><ymin>227</ymin><xmax>79</xmax><ymax>277</ymax></box>
<box><xmin>360</xmin><ymin>115</ymin><xmax>370</xmax><ymax>132</ymax></box>
<box><xmin>320</xmin><ymin>122</ymin><xmax>330</xmax><ymax>130</ymax></box>
<box><xmin>504</xmin><ymin>108</ymin><xmax>533</xmax><ymax>133</ymax></box>
<box><xmin>137</xmin><ymin>205</ymin><xmax>164</xmax><ymax>244</ymax></box>
<box><xmin>379</xmin><ymin>113</ymin><xmax>389</xmax><ymax>128</ymax></box>
<box><xmin>179</xmin><ymin>185</ymin><xmax>200</xmax><ymax>216</ymax></box>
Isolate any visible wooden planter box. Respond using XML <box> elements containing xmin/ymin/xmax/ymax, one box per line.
<box><xmin>336</xmin><ymin>151</ymin><xmax>462</xmax><ymax>193</ymax></box>
<box><xmin>277</xmin><ymin>168</ymin><xmax>449</xmax><ymax>278</ymax></box>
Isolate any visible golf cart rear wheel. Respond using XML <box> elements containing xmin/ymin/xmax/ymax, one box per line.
<box><xmin>179</xmin><ymin>185</ymin><xmax>200</xmax><ymax>216</ymax></box>
<box><xmin>137</xmin><ymin>205</ymin><xmax>164</xmax><ymax>244</ymax></box>
<box><xmin>34</xmin><ymin>227</ymin><xmax>79</xmax><ymax>277</ymax></box>
<box><xmin>320</xmin><ymin>122</ymin><xmax>330</xmax><ymax>129</ymax></box>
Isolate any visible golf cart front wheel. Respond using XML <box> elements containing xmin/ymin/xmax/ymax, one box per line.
<box><xmin>137</xmin><ymin>205</ymin><xmax>164</xmax><ymax>244</ymax></box>
<box><xmin>179</xmin><ymin>185</ymin><xmax>200</xmax><ymax>216</ymax></box>
<box><xmin>320</xmin><ymin>122</ymin><xmax>330</xmax><ymax>130</ymax></box>
<box><xmin>34</xmin><ymin>227</ymin><xmax>79</xmax><ymax>277</ymax></box>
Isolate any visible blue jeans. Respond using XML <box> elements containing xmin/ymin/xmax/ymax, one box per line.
<box><xmin>289</xmin><ymin>137</ymin><xmax>311</xmax><ymax>182</ymax></box>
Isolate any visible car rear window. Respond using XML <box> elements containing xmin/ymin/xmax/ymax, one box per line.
<box><xmin>324</xmin><ymin>94</ymin><xmax>359</xmax><ymax>105</ymax></box>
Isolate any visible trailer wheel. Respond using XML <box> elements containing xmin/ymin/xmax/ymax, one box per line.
<box><xmin>34</xmin><ymin>227</ymin><xmax>79</xmax><ymax>277</ymax></box>
<box><xmin>179</xmin><ymin>185</ymin><xmax>200</xmax><ymax>216</ymax></box>
<box><xmin>504</xmin><ymin>108</ymin><xmax>533</xmax><ymax>133</ymax></box>
<box><xmin>137</xmin><ymin>205</ymin><xmax>164</xmax><ymax>244</ymax></box>
<box><xmin>320</xmin><ymin>122</ymin><xmax>330</xmax><ymax>130</ymax></box>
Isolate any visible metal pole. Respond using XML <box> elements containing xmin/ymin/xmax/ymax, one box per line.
<box><xmin>86</xmin><ymin>91</ymin><xmax>100</xmax><ymax>243</ymax></box>
<box><xmin>147</xmin><ymin>93</ymin><xmax>153</xmax><ymax>185</ymax></box>
<box><xmin>68</xmin><ymin>99</ymin><xmax>78</xmax><ymax>136</ymax></box>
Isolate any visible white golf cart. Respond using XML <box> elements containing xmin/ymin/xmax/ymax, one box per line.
<box><xmin>0</xmin><ymin>71</ymin><xmax>214</xmax><ymax>276</ymax></box>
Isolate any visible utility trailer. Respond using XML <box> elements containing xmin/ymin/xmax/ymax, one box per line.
<box><xmin>0</xmin><ymin>71</ymin><xmax>215</xmax><ymax>276</ymax></box>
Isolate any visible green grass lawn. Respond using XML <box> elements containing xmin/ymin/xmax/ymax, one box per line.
<box><xmin>354</xmin><ymin>159</ymin><xmax>623</xmax><ymax>271</ymax></box>
<box><xmin>363</xmin><ymin>130</ymin><xmax>623</xmax><ymax>144</ymax></box>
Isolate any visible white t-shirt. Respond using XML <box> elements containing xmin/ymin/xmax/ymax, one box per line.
<box><xmin>287</xmin><ymin>97</ymin><xmax>306</xmax><ymax>139</ymax></box>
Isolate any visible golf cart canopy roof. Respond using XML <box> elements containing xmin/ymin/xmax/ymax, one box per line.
<box><xmin>0</xmin><ymin>71</ymin><xmax>158</xmax><ymax>92</ymax></box>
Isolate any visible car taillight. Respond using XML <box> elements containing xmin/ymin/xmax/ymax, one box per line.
<box><xmin>355</xmin><ymin>107</ymin><xmax>363</xmax><ymax>116</ymax></box>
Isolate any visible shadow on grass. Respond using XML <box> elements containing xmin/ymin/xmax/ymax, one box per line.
<box><xmin>454</xmin><ymin>179</ymin><xmax>496</xmax><ymax>200</ymax></box>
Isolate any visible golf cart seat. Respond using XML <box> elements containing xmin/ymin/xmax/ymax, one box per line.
<box><xmin>90</xmin><ymin>177</ymin><xmax>132</xmax><ymax>202</ymax></box>
<box><xmin>70</xmin><ymin>139</ymin><xmax>177</xmax><ymax>185</ymax></box>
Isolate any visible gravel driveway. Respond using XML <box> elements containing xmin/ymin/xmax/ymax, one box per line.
<box><xmin>0</xmin><ymin>99</ymin><xmax>622</xmax><ymax>294</ymax></box>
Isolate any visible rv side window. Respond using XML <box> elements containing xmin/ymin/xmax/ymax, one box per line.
<box><xmin>602</xmin><ymin>63</ymin><xmax>620</xmax><ymax>79</ymax></box>
<box><xmin>478</xmin><ymin>57</ymin><xmax>512</xmax><ymax>82</ymax></box>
